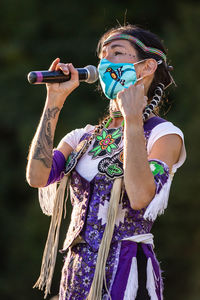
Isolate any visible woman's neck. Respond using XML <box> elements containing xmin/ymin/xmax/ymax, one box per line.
<box><xmin>109</xmin><ymin>116</ymin><xmax>124</xmax><ymax>128</ymax></box>
<box><xmin>107</xmin><ymin>112</ymin><xmax>155</xmax><ymax>129</ymax></box>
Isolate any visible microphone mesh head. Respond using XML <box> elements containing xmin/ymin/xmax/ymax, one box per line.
<box><xmin>85</xmin><ymin>65</ymin><xmax>99</xmax><ymax>83</ymax></box>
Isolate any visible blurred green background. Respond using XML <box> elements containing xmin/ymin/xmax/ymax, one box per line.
<box><xmin>0</xmin><ymin>0</ymin><xmax>200</xmax><ymax>299</ymax></box>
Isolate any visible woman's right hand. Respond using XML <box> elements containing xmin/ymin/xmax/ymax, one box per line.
<box><xmin>46</xmin><ymin>58</ymin><xmax>80</xmax><ymax>108</ymax></box>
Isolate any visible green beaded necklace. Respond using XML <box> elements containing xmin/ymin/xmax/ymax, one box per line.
<box><xmin>104</xmin><ymin>117</ymin><xmax>124</xmax><ymax>128</ymax></box>
<box><xmin>105</xmin><ymin>110</ymin><xmax>124</xmax><ymax>128</ymax></box>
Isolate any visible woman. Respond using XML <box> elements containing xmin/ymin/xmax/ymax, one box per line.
<box><xmin>26</xmin><ymin>25</ymin><xmax>186</xmax><ymax>300</ymax></box>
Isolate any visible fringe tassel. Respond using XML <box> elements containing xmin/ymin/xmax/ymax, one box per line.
<box><xmin>123</xmin><ymin>257</ymin><xmax>138</xmax><ymax>300</ymax></box>
<box><xmin>87</xmin><ymin>178</ymin><xmax>123</xmax><ymax>300</ymax></box>
<box><xmin>143</xmin><ymin>176</ymin><xmax>172</xmax><ymax>222</ymax></box>
<box><xmin>33</xmin><ymin>174</ymin><xmax>69</xmax><ymax>299</ymax></box>
<box><xmin>38</xmin><ymin>182</ymin><xmax>58</xmax><ymax>216</ymax></box>
<box><xmin>146</xmin><ymin>258</ymin><xmax>158</xmax><ymax>300</ymax></box>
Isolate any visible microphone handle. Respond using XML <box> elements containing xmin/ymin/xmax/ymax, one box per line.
<box><xmin>27</xmin><ymin>68</ymin><xmax>88</xmax><ymax>84</ymax></box>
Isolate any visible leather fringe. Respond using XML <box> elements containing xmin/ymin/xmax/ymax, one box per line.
<box><xmin>33</xmin><ymin>174</ymin><xmax>69</xmax><ymax>299</ymax></box>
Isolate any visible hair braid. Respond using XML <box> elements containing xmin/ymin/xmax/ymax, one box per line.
<box><xmin>143</xmin><ymin>83</ymin><xmax>165</xmax><ymax>121</ymax></box>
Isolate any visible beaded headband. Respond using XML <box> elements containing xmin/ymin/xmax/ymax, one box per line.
<box><xmin>103</xmin><ymin>33</ymin><xmax>167</xmax><ymax>62</ymax></box>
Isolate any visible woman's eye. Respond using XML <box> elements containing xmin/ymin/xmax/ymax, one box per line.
<box><xmin>114</xmin><ymin>51</ymin><xmax>123</xmax><ymax>56</ymax></box>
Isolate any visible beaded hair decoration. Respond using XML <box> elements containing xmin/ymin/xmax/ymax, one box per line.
<box><xmin>143</xmin><ymin>83</ymin><xmax>164</xmax><ymax>121</ymax></box>
<box><xmin>103</xmin><ymin>33</ymin><xmax>167</xmax><ymax>62</ymax></box>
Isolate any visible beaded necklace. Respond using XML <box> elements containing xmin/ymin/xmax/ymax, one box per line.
<box><xmin>110</xmin><ymin>110</ymin><xmax>123</xmax><ymax>118</ymax></box>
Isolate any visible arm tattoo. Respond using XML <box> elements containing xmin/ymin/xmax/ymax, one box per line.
<box><xmin>33</xmin><ymin>107</ymin><xmax>60</xmax><ymax>168</ymax></box>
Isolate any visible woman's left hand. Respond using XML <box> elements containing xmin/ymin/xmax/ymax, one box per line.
<box><xmin>116</xmin><ymin>83</ymin><xmax>148</xmax><ymax>125</ymax></box>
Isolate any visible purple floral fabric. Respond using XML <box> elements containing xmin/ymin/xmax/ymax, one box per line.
<box><xmin>62</xmin><ymin>170</ymin><xmax>91</xmax><ymax>251</ymax></box>
<box><xmin>59</xmin><ymin>241</ymin><xmax>121</xmax><ymax>300</ymax></box>
<box><xmin>59</xmin><ymin>241</ymin><xmax>163</xmax><ymax>300</ymax></box>
<box><xmin>61</xmin><ymin>169</ymin><xmax>154</xmax><ymax>253</ymax></box>
<box><xmin>81</xmin><ymin>173</ymin><xmax>153</xmax><ymax>252</ymax></box>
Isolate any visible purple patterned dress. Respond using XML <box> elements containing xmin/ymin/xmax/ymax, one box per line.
<box><xmin>59</xmin><ymin>117</ymin><xmax>169</xmax><ymax>300</ymax></box>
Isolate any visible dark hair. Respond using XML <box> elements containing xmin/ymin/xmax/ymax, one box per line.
<box><xmin>97</xmin><ymin>24</ymin><xmax>173</xmax><ymax>101</ymax></box>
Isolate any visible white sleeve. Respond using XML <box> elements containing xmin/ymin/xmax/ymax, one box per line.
<box><xmin>60</xmin><ymin>124</ymin><xmax>94</xmax><ymax>149</ymax></box>
<box><xmin>144</xmin><ymin>121</ymin><xmax>186</xmax><ymax>221</ymax></box>
<box><xmin>147</xmin><ymin>121</ymin><xmax>186</xmax><ymax>173</ymax></box>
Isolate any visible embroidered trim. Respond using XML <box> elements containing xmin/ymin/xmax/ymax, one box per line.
<box><xmin>98</xmin><ymin>149</ymin><xmax>124</xmax><ymax>179</ymax></box>
<box><xmin>88</xmin><ymin>127</ymin><xmax>123</xmax><ymax>159</ymax></box>
<box><xmin>144</xmin><ymin>159</ymin><xmax>171</xmax><ymax>221</ymax></box>
<box><xmin>65</xmin><ymin>140</ymin><xmax>88</xmax><ymax>175</ymax></box>
<box><xmin>149</xmin><ymin>160</ymin><xmax>165</xmax><ymax>176</ymax></box>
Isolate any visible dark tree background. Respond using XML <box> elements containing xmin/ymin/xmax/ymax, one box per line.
<box><xmin>0</xmin><ymin>0</ymin><xmax>199</xmax><ymax>299</ymax></box>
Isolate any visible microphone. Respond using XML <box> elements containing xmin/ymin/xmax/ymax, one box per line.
<box><xmin>27</xmin><ymin>65</ymin><xmax>98</xmax><ymax>84</ymax></box>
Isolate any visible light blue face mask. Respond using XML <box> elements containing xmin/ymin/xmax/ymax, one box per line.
<box><xmin>98</xmin><ymin>58</ymin><xmax>144</xmax><ymax>100</ymax></box>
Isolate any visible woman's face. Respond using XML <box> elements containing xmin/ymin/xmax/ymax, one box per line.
<box><xmin>99</xmin><ymin>39</ymin><xmax>146</xmax><ymax>80</ymax></box>
<box><xmin>100</xmin><ymin>39</ymin><xmax>139</xmax><ymax>64</ymax></box>
<box><xmin>99</xmin><ymin>38</ymin><xmax>157</xmax><ymax>99</ymax></box>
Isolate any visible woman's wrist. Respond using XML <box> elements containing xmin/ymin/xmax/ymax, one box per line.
<box><xmin>124</xmin><ymin>114</ymin><xmax>143</xmax><ymax>129</ymax></box>
<box><xmin>46</xmin><ymin>93</ymin><xmax>68</xmax><ymax>110</ymax></box>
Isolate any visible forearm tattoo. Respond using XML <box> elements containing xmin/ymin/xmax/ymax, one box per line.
<box><xmin>33</xmin><ymin>107</ymin><xmax>60</xmax><ymax>168</ymax></box>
